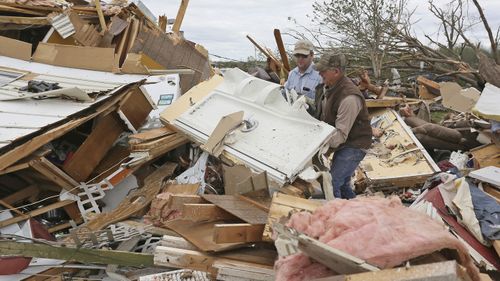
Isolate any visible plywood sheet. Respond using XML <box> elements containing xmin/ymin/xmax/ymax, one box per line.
<box><xmin>202</xmin><ymin>195</ymin><xmax>268</xmax><ymax>225</ymax></box>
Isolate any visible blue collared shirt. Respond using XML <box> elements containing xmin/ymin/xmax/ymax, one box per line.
<box><xmin>284</xmin><ymin>63</ymin><xmax>322</xmax><ymax>99</ymax></box>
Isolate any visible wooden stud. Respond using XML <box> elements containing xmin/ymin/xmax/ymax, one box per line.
<box><xmin>93</xmin><ymin>0</ymin><xmax>107</xmax><ymax>32</ymax></box>
<box><xmin>172</xmin><ymin>0</ymin><xmax>190</xmax><ymax>33</ymax></box>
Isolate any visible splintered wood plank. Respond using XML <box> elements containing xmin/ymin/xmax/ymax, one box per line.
<box><xmin>164</xmin><ymin>219</ymin><xmax>247</xmax><ymax>252</ymax></box>
<box><xmin>0</xmin><ymin>240</ymin><xmax>153</xmax><ymax>267</ymax></box>
<box><xmin>263</xmin><ymin>193</ymin><xmax>322</xmax><ymax>241</ymax></box>
<box><xmin>30</xmin><ymin>157</ymin><xmax>78</xmax><ymax>191</ymax></box>
<box><xmin>213</xmin><ymin>223</ymin><xmax>265</xmax><ymax>244</ymax></box>
<box><xmin>0</xmin><ymin>200</ymin><xmax>74</xmax><ymax>228</ymax></box>
<box><xmin>128</xmin><ymin>126</ymin><xmax>176</xmax><ymax>144</ymax></box>
<box><xmin>63</xmin><ymin>112</ymin><xmax>125</xmax><ymax>182</ymax></box>
<box><xmin>201</xmin><ymin>195</ymin><xmax>268</xmax><ymax>225</ymax></box>
<box><xmin>172</xmin><ymin>0</ymin><xmax>189</xmax><ymax>33</ymax></box>
<box><xmin>81</xmin><ymin>162</ymin><xmax>177</xmax><ymax>232</ymax></box>
<box><xmin>181</xmin><ymin>204</ymin><xmax>238</xmax><ymax>222</ymax></box>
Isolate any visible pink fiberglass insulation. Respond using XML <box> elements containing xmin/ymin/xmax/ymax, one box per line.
<box><xmin>274</xmin><ymin>196</ymin><xmax>480</xmax><ymax>281</ymax></box>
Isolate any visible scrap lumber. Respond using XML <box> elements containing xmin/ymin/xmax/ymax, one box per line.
<box><xmin>0</xmin><ymin>200</ymin><xmax>74</xmax><ymax>228</ymax></box>
<box><xmin>263</xmin><ymin>193</ymin><xmax>322</xmax><ymax>241</ymax></box>
<box><xmin>202</xmin><ymin>194</ymin><xmax>268</xmax><ymax>225</ymax></box>
<box><xmin>0</xmin><ymin>16</ymin><xmax>48</xmax><ymax>25</ymax></box>
<box><xmin>128</xmin><ymin>25</ymin><xmax>212</xmax><ymax>93</ymax></box>
<box><xmin>129</xmin><ymin>132</ymin><xmax>189</xmax><ymax>166</ymax></box>
<box><xmin>213</xmin><ymin>223</ymin><xmax>265</xmax><ymax>244</ymax></box>
<box><xmin>181</xmin><ymin>203</ymin><xmax>238</xmax><ymax>222</ymax></box>
<box><xmin>273</xmin><ymin>29</ymin><xmax>290</xmax><ymax>72</ymax></box>
<box><xmin>164</xmin><ymin>219</ymin><xmax>248</xmax><ymax>252</ymax></box>
<box><xmin>168</xmin><ymin>194</ymin><xmax>206</xmax><ymax>209</ymax></box>
<box><xmin>120</xmin><ymin>220</ymin><xmax>180</xmax><ymax>237</ymax></box>
<box><xmin>0</xmin><ymin>4</ymin><xmax>46</xmax><ymax>16</ymax></box>
<box><xmin>154</xmin><ymin>246</ymin><xmax>274</xmax><ymax>276</ymax></box>
<box><xmin>129</xmin><ymin>126</ymin><xmax>176</xmax><ymax>144</ymax></box>
<box><xmin>365</xmin><ymin>97</ymin><xmax>420</xmax><ymax>108</ymax></box>
<box><xmin>360</xmin><ymin>109</ymin><xmax>440</xmax><ymax>188</ymax></box>
<box><xmin>417</xmin><ymin>76</ymin><xmax>440</xmax><ymax>95</ymax></box>
<box><xmin>0</xmin><ymin>82</ymin><xmax>134</xmax><ymax>171</ymax></box>
<box><xmin>119</xmin><ymin>87</ymin><xmax>155</xmax><ymax>130</ymax></box>
<box><xmin>0</xmin><ymin>240</ymin><xmax>153</xmax><ymax>267</ymax></box>
<box><xmin>63</xmin><ymin>112</ymin><xmax>125</xmax><ymax>182</ymax></box>
<box><xmin>158</xmin><ymin>234</ymin><xmax>276</xmax><ymax>265</ymax></box>
<box><xmin>311</xmin><ymin>260</ymin><xmax>472</xmax><ymax>281</ymax></box>
<box><xmin>30</xmin><ymin>157</ymin><xmax>78</xmax><ymax>192</ymax></box>
<box><xmin>68</xmin><ymin>12</ymin><xmax>102</xmax><ymax>47</ymax></box>
<box><xmin>93</xmin><ymin>0</ymin><xmax>107</xmax><ymax>32</ymax></box>
<box><xmin>82</xmin><ymin>162</ymin><xmax>177</xmax><ymax>231</ymax></box>
<box><xmin>154</xmin><ymin>246</ymin><xmax>217</xmax><ymax>274</ymax></box>
<box><xmin>172</xmin><ymin>0</ymin><xmax>189</xmax><ymax>33</ymax></box>
<box><xmin>214</xmin><ymin>260</ymin><xmax>275</xmax><ymax>281</ymax></box>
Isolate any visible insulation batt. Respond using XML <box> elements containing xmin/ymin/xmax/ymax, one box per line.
<box><xmin>274</xmin><ymin>196</ymin><xmax>480</xmax><ymax>281</ymax></box>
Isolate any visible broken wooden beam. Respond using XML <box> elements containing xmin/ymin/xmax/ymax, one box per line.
<box><xmin>0</xmin><ymin>240</ymin><xmax>153</xmax><ymax>267</ymax></box>
<box><xmin>0</xmin><ymin>200</ymin><xmax>75</xmax><ymax>228</ymax></box>
<box><xmin>172</xmin><ymin>0</ymin><xmax>189</xmax><ymax>33</ymax></box>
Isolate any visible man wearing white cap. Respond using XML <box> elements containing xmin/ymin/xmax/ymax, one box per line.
<box><xmin>284</xmin><ymin>39</ymin><xmax>322</xmax><ymax>100</ymax></box>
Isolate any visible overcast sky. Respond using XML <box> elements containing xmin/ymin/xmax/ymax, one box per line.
<box><xmin>141</xmin><ymin>0</ymin><xmax>500</xmax><ymax>62</ymax></box>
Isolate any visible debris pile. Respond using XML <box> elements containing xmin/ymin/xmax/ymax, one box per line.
<box><xmin>0</xmin><ymin>1</ymin><xmax>498</xmax><ymax>281</ymax></box>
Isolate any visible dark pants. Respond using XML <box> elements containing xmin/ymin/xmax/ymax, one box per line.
<box><xmin>330</xmin><ymin>147</ymin><xmax>366</xmax><ymax>199</ymax></box>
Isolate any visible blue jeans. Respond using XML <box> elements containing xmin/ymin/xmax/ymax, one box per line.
<box><xmin>330</xmin><ymin>147</ymin><xmax>366</xmax><ymax>199</ymax></box>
